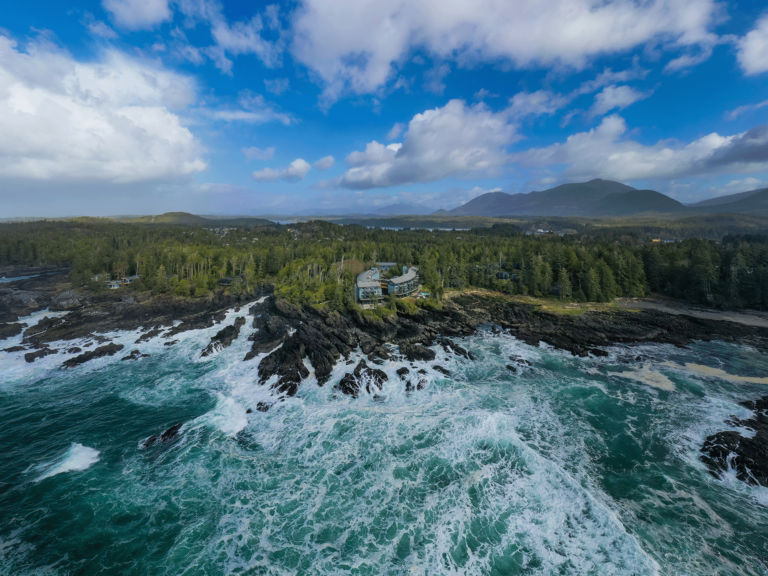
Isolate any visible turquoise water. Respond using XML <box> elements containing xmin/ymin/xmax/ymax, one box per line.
<box><xmin>1</xmin><ymin>305</ymin><xmax>768</xmax><ymax>575</ymax></box>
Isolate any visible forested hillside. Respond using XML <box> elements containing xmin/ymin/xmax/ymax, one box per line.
<box><xmin>0</xmin><ymin>219</ymin><xmax>767</xmax><ymax>310</ymax></box>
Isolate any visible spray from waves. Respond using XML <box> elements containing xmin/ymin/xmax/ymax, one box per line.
<box><xmin>35</xmin><ymin>443</ymin><xmax>100</xmax><ymax>481</ymax></box>
<box><xmin>201</xmin><ymin>394</ymin><xmax>248</xmax><ymax>437</ymax></box>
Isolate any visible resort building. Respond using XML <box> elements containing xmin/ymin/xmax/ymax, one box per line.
<box><xmin>355</xmin><ymin>266</ymin><xmax>421</xmax><ymax>304</ymax></box>
<box><xmin>376</xmin><ymin>262</ymin><xmax>397</xmax><ymax>271</ymax></box>
<box><xmin>355</xmin><ymin>268</ymin><xmax>383</xmax><ymax>305</ymax></box>
<box><xmin>386</xmin><ymin>266</ymin><xmax>420</xmax><ymax>298</ymax></box>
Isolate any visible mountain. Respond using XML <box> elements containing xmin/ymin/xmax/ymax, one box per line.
<box><xmin>444</xmin><ymin>179</ymin><xmax>768</xmax><ymax>217</ymax></box>
<box><xmin>449</xmin><ymin>179</ymin><xmax>636</xmax><ymax>217</ymax></box>
<box><xmin>698</xmin><ymin>188</ymin><xmax>768</xmax><ymax>215</ymax></box>
<box><xmin>593</xmin><ymin>190</ymin><xmax>689</xmax><ymax>216</ymax></box>
<box><xmin>372</xmin><ymin>203</ymin><xmax>434</xmax><ymax>215</ymax></box>
<box><xmin>691</xmin><ymin>188</ymin><xmax>767</xmax><ymax>207</ymax></box>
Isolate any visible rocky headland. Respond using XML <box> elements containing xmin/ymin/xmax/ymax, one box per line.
<box><xmin>3</xmin><ymin>271</ymin><xmax>768</xmax><ymax>488</ymax></box>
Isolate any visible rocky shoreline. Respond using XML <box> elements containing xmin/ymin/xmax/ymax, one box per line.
<box><xmin>3</xmin><ymin>273</ymin><xmax>768</xmax><ymax>488</ymax></box>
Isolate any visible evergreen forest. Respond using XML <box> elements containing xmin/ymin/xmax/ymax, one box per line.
<box><xmin>1</xmin><ymin>218</ymin><xmax>767</xmax><ymax>311</ymax></box>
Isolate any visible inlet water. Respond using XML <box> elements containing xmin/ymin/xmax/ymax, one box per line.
<box><xmin>1</xmin><ymin>306</ymin><xmax>767</xmax><ymax>575</ymax></box>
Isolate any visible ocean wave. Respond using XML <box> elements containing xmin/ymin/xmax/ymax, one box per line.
<box><xmin>35</xmin><ymin>443</ymin><xmax>100</xmax><ymax>481</ymax></box>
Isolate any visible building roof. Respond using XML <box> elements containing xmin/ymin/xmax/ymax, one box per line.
<box><xmin>357</xmin><ymin>268</ymin><xmax>379</xmax><ymax>283</ymax></box>
<box><xmin>377</xmin><ymin>262</ymin><xmax>397</xmax><ymax>267</ymax></box>
<box><xmin>389</xmin><ymin>266</ymin><xmax>419</xmax><ymax>285</ymax></box>
<box><xmin>357</xmin><ymin>268</ymin><xmax>381</xmax><ymax>290</ymax></box>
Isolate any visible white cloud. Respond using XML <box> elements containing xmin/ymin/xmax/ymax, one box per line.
<box><xmin>199</xmin><ymin>92</ymin><xmax>292</xmax><ymax>125</ymax></box>
<box><xmin>0</xmin><ymin>36</ymin><xmax>206</xmax><ymax>183</ymax></box>
<box><xmin>252</xmin><ymin>158</ymin><xmax>311</xmax><ymax>182</ymax></box>
<box><xmin>102</xmin><ymin>0</ymin><xmax>171</xmax><ymax>30</ymax></box>
<box><xmin>264</xmin><ymin>77</ymin><xmax>289</xmax><ymax>95</ymax></box>
<box><xmin>589</xmin><ymin>85</ymin><xmax>652</xmax><ymax>116</ymax></box>
<box><xmin>703</xmin><ymin>177</ymin><xmax>765</xmax><ymax>198</ymax></box>
<box><xmin>386</xmin><ymin>122</ymin><xmax>405</xmax><ymax>140</ymax></box>
<box><xmin>726</xmin><ymin>99</ymin><xmax>768</xmax><ymax>120</ymax></box>
<box><xmin>337</xmin><ymin>99</ymin><xmax>516</xmax><ymax>189</ymax></box>
<box><xmin>242</xmin><ymin>146</ymin><xmax>275</xmax><ymax>161</ymax></box>
<box><xmin>574</xmin><ymin>61</ymin><xmax>650</xmax><ymax>95</ymax></box>
<box><xmin>177</xmin><ymin>0</ymin><xmax>284</xmax><ymax>74</ymax></box>
<box><xmin>474</xmin><ymin>88</ymin><xmax>499</xmax><ymax>100</ymax></box>
<box><xmin>512</xmin><ymin>114</ymin><xmax>768</xmax><ymax>181</ymax></box>
<box><xmin>738</xmin><ymin>15</ymin><xmax>768</xmax><ymax>75</ymax></box>
<box><xmin>292</xmin><ymin>0</ymin><xmax>718</xmax><ymax>102</ymax></box>
<box><xmin>313</xmin><ymin>156</ymin><xmax>335</xmax><ymax>170</ymax></box>
<box><xmin>86</xmin><ymin>20</ymin><xmax>118</xmax><ymax>39</ymax></box>
<box><xmin>509</xmin><ymin>90</ymin><xmax>571</xmax><ymax>118</ymax></box>
<box><xmin>663</xmin><ymin>44</ymin><xmax>714</xmax><ymax>72</ymax></box>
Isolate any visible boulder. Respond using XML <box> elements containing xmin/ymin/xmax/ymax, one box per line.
<box><xmin>62</xmin><ymin>343</ymin><xmax>124</xmax><ymax>368</ymax></box>
<box><xmin>338</xmin><ymin>360</ymin><xmax>388</xmax><ymax>398</ymax></box>
<box><xmin>143</xmin><ymin>422</ymin><xmax>183</xmax><ymax>448</ymax></box>
<box><xmin>202</xmin><ymin>316</ymin><xmax>246</xmax><ymax>357</ymax></box>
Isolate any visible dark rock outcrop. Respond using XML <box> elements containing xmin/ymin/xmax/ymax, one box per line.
<box><xmin>433</xmin><ymin>365</ymin><xmax>451</xmax><ymax>376</ymax></box>
<box><xmin>121</xmin><ymin>349</ymin><xmax>149</xmax><ymax>361</ymax></box>
<box><xmin>701</xmin><ymin>396</ymin><xmax>768</xmax><ymax>487</ymax></box>
<box><xmin>439</xmin><ymin>338</ymin><xmax>475</xmax><ymax>360</ymax></box>
<box><xmin>62</xmin><ymin>343</ymin><xmax>124</xmax><ymax>368</ymax></box>
<box><xmin>3</xmin><ymin>345</ymin><xmax>26</xmax><ymax>353</ymax></box>
<box><xmin>399</xmin><ymin>343</ymin><xmax>436</xmax><ymax>362</ymax></box>
<box><xmin>23</xmin><ymin>316</ymin><xmax>63</xmax><ymax>338</ymax></box>
<box><xmin>143</xmin><ymin>423</ymin><xmax>183</xmax><ymax>448</ymax></box>
<box><xmin>0</xmin><ymin>322</ymin><xmax>23</xmax><ymax>341</ymax></box>
<box><xmin>25</xmin><ymin>347</ymin><xmax>57</xmax><ymax>363</ymax></box>
<box><xmin>338</xmin><ymin>360</ymin><xmax>388</xmax><ymax>398</ymax></box>
<box><xmin>202</xmin><ymin>316</ymin><xmax>246</xmax><ymax>357</ymax></box>
<box><xmin>247</xmin><ymin>294</ymin><xmax>768</xmax><ymax>401</ymax></box>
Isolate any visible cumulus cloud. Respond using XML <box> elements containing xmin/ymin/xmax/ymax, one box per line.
<box><xmin>512</xmin><ymin>114</ymin><xmax>768</xmax><ymax>181</ymax></box>
<box><xmin>242</xmin><ymin>146</ymin><xmax>275</xmax><ymax>161</ymax></box>
<box><xmin>337</xmin><ymin>99</ymin><xmax>516</xmax><ymax>189</ymax></box>
<box><xmin>252</xmin><ymin>158</ymin><xmax>311</xmax><ymax>182</ymax></box>
<box><xmin>313</xmin><ymin>156</ymin><xmax>335</xmax><ymax>170</ymax></box>
<box><xmin>264</xmin><ymin>77</ymin><xmax>289</xmax><ymax>95</ymax></box>
<box><xmin>0</xmin><ymin>36</ymin><xmax>206</xmax><ymax>183</ymax></box>
<box><xmin>102</xmin><ymin>0</ymin><xmax>171</xmax><ymax>30</ymax></box>
<box><xmin>589</xmin><ymin>85</ymin><xmax>652</xmax><ymax>116</ymax></box>
<box><xmin>292</xmin><ymin>0</ymin><xmax>718</xmax><ymax>102</ymax></box>
<box><xmin>738</xmin><ymin>16</ymin><xmax>768</xmax><ymax>75</ymax></box>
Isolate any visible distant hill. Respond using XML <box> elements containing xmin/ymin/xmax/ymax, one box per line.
<box><xmin>117</xmin><ymin>212</ymin><xmax>276</xmax><ymax>227</ymax></box>
<box><xmin>691</xmin><ymin>188</ymin><xmax>766</xmax><ymax>207</ymax></box>
<box><xmin>449</xmin><ymin>179</ymin><xmax>636</xmax><ymax>217</ymax></box>
<box><xmin>698</xmin><ymin>188</ymin><xmax>768</xmax><ymax>215</ymax></box>
<box><xmin>593</xmin><ymin>190</ymin><xmax>689</xmax><ymax>216</ymax></box>
<box><xmin>445</xmin><ymin>179</ymin><xmax>768</xmax><ymax>217</ymax></box>
<box><xmin>372</xmin><ymin>203</ymin><xmax>433</xmax><ymax>216</ymax></box>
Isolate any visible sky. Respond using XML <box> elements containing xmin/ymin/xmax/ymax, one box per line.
<box><xmin>2</xmin><ymin>0</ymin><xmax>768</xmax><ymax>216</ymax></box>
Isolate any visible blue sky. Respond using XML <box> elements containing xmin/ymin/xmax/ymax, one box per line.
<box><xmin>2</xmin><ymin>0</ymin><xmax>768</xmax><ymax>216</ymax></box>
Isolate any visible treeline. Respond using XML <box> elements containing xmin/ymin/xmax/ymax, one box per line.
<box><xmin>0</xmin><ymin>219</ymin><xmax>767</xmax><ymax>310</ymax></box>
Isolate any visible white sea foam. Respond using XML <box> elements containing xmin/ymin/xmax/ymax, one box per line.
<box><xmin>205</xmin><ymin>394</ymin><xmax>248</xmax><ymax>436</ymax></box>
<box><xmin>36</xmin><ymin>443</ymin><xmax>100</xmax><ymax>481</ymax></box>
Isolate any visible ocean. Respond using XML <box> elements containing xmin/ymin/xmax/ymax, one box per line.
<box><xmin>1</xmin><ymin>303</ymin><xmax>767</xmax><ymax>575</ymax></box>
